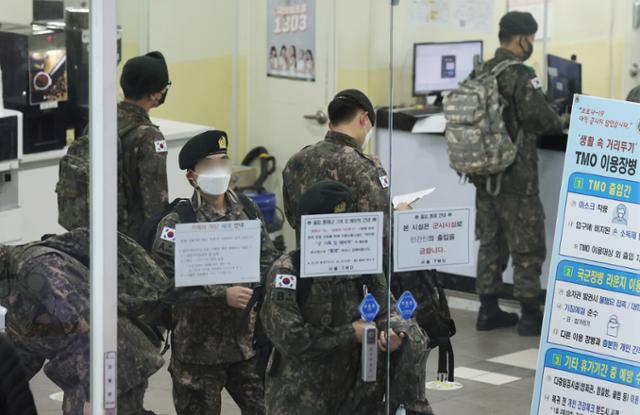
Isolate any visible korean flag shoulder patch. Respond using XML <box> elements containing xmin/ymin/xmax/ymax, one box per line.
<box><xmin>160</xmin><ymin>226</ymin><xmax>176</xmax><ymax>243</ymax></box>
<box><xmin>275</xmin><ymin>274</ymin><xmax>297</xmax><ymax>290</ymax></box>
<box><xmin>530</xmin><ymin>77</ymin><xmax>543</xmax><ymax>89</ymax></box>
<box><xmin>379</xmin><ymin>175</ymin><xmax>390</xmax><ymax>189</ymax></box>
<box><xmin>154</xmin><ymin>140</ymin><xmax>168</xmax><ymax>153</ymax></box>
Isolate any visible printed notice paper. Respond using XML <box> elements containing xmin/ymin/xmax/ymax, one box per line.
<box><xmin>175</xmin><ymin>220</ymin><xmax>261</xmax><ymax>287</ymax></box>
<box><xmin>300</xmin><ymin>212</ymin><xmax>383</xmax><ymax>278</ymax></box>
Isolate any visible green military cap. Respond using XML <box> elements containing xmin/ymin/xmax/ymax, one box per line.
<box><xmin>299</xmin><ymin>181</ymin><xmax>354</xmax><ymax>216</ymax></box>
<box><xmin>120</xmin><ymin>51</ymin><xmax>170</xmax><ymax>96</ymax></box>
<box><xmin>179</xmin><ymin>130</ymin><xmax>229</xmax><ymax>170</ymax></box>
<box><xmin>332</xmin><ymin>89</ymin><xmax>376</xmax><ymax>126</ymax></box>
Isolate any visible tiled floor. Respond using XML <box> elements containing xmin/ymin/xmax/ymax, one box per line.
<box><xmin>30</xmin><ymin>304</ymin><xmax>542</xmax><ymax>415</ymax></box>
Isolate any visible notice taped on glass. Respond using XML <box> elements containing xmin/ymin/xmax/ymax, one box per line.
<box><xmin>393</xmin><ymin>207</ymin><xmax>471</xmax><ymax>272</ymax></box>
<box><xmin>300</xmin><ymin>212</ymin><xmax>383</xmax><ymax>278</ymax></box>
<box><xmin>175</xmin><ymin>220</ymin><xmax>261</xmax><ymax>287</ymax></box>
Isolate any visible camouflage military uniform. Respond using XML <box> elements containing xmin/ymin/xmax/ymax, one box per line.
<box><xmin>260</xmin><ymin>252</ymin><xmax>386</xmax><ymax>415</ymax></box>
<box><xmin>0</xmin><ymin>230</ymin><xmax>169</xmax><ymax>415</ymax></box>
<box><xmin>118</xmin><ymin>101</ymin><xmax>169</xmax><ymax>238</ymax></box>
<box><xmin>282</xmin><ymin>131</ymin><xmax>390</xmax><ymax>236</ymax></box>
<box><xmin>474</xmin><ymin>48</ymin><xmax>565</xmax><ymax>301</ymax></box>
<box><xmin>151</xmin><ymin>190</ymin><xmax>277</xmax><ymax>415</ymax></box>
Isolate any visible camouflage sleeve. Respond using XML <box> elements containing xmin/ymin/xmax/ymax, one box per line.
<box><xmin>137</xmin><ymin>128</ymin><xmax>169</xmax><ymax>222</ymax></box>
<box><xmin>282</xmin><ymin>161</ymin><xmax>298</xmax><ymax>230</ymax></box>
<box><xmin>151</xmin><ymin>213</ymin><xmax>229</xmax><ymax>305</ymax></box>
<box><xmin>513</xmin><ymin>68</ymin><xmax>564</xmax><ymax>135</ymax></box>
<box><xmin>261</xmin><ymin>261</ymin><xmax>357</xmax><ymax>359</ymax></box>
<box><xmin>259</xmin><ymin>220</ymin><xmax>278</xmax><ymax>284</ymax></box>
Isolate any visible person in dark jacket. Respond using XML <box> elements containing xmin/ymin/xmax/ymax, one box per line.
<box><xmin>0</xmin><ymin>335</ymin><xmax>38</xmax><ymax>415</ymax></box>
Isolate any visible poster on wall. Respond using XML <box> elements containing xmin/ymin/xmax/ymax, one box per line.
<box><xmin>530</xmin><ymin>95</ymin><xmax>640</xmax><ymax>415</ymax></box>
<box><xmin>410</xmin><ymin>0</ymin><xmax>494</xmax><ymax>33</ymax></box>
<box><xmin>267</xmin><ymin>0</ymin><xmax>315</xmax><ymax>82</ymax></box>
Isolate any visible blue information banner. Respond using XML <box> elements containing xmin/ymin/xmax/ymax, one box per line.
<box><xmin>532</xmin><ymin>96</ymin><xmax>640</xmax><ymax>415</ymax></box>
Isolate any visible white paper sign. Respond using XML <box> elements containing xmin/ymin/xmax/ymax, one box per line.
<box><xmin>394</xmin><ymin>208</ymin><xmax>471</xmax><ymax>272</ymax></box>
<box><xmin>392</xmin><ymin>188</ymin><xmax>436</xmax><ymax>208</ymax></box>
<box><xmin>175</xmin><ymin>220</ymin><xmax>261</xmax><ymax>287</ymax></box>
<box><xmin>300</xmin><ymin>212</ymin><xmax>384</xmax><ymax>278</ymax></box>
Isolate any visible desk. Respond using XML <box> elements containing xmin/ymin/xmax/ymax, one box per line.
<box><xmin>375</xmin><ymin>109</ymin><xmax>567</xmax><ymax>297</ymax></box>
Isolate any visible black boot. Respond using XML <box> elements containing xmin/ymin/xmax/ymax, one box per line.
<box><xmin>476</xmin><ymin>294</ymin><xmax>519</xmax><ymax>331</ymax></box>
<box><xmin>518</xmin><ymin>301</ymin><xmax>543</xmax><ymax>336</ymax></box>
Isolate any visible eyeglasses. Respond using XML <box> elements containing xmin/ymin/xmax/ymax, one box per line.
<box><xmin>165</xmin><ymin>81</ymin><xmax>172</xmax><ymax>91</ymax></box>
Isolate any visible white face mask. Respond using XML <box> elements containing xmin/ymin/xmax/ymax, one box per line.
<box><xmin>196</xmin><ymin>166</ymin><xmax>231</xmax><ymax>196</ymax></box>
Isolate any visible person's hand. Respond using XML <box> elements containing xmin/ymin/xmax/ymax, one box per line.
<box><xmin>226</xmin><ymin>286</ymin><xmax>254</xmax><ymax>309</ymax></box>
<box><xmin>395</xmin><ymin>202</ymin><xmax>413</xmax><ymax>211</ymax></box>
<box><xmin>83</xmin><ymin>402</ymin><xmax>91</xmax><ymax>415</ymax></box>
<box><xmin>352</xmin><ymin>320</ymin><xmax>369</xmax><ymax>343</ymax></box>
<box><xmin>378</xmin><ymin>330</ymin><xmax>405</xmax><ymax>352</ymax></box>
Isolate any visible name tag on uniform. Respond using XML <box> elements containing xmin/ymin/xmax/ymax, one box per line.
<box><xmin>275</xmin><ymin>274</ymin><xmax>297</xmax><ymax>290</ymax></box>
<box><xmin>379</xmin><ymin>175</ymin><xmax>390</xmax><ymax>189</ymax></box>
<box><xmin>531</xmin><ymin>77</ymin><xmax>542</xmax><ymax>89</ymax></box>
<box><xmin>160</xmin><ymin>226</ymin><xmax>176</xmax><ymax>242</ymax></box>
<box><xmin>154</xmin><ymin>140</ymin><xmax>168</xmax><ymax>153</ymax></box>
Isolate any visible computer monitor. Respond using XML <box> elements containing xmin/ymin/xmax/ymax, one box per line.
<box><xmin>547</xmin><ymin>54</ymin><xmax>582</xmax><ymax>114</ymax></box>
<box><xmin>413</xmin><ymin>40</ymin><xmax>483</xmax><ymax>102</ymax></box>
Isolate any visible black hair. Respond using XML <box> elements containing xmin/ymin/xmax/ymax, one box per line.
<box><xmin>123</xmin><ymin>90</ymin><xmax>148</xmax><ymax>101</ymax></box>
<box><xmin>498</xmin><ymin>30</ymin><xmax>515</xmax><ymax>44</ymax></box>
<box><xmin>270</xmin><ymin>46</ymin><xmax>277</xmax><ymax>53</ymax></box>
<box><xmin>306</xmin><ymin>49</ymin><xmax>313</xmax><ymax>60</ymax></box>
<box><xmin>328</xmin><ymin>98</ymin><xmax>361</xmax><ymax>126</ymax></box>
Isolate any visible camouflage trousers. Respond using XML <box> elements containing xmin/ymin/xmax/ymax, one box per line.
<box><xmin>169</xmin><ymin>356</ymin><xmax>265</xmax><ymax>415</ymax></box>
<box><xmin>475</xmin><ymin>188</ymin><xmax>546</xmax><ymax>301</ymax></box>
<box><xmin>7</xmin><ymin>334</ymin><xmax>149</xmax><ymax>415</ymax></box>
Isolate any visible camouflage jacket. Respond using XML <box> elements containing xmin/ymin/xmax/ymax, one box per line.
<box><xmin>0</xmin><ymin>231</ymin><xmax>166</xmax><ymax>402</ymax></box>
<box><xmin>260</xmin><ymin>251</ymin><xmax>388</xmax><ymax>415</ymax></box>
<box><xmin>282</xmin><ymin>131</ymin><xmax>390</xmax><ymax>237</ymax></box>
<box><xmin>118</xmin><ymin>101</ymin><xmax>169</xmax><ymax>238</ymax></box>
<box><xmin>151</xmin><ymin>190</ymin><xmax>278</xmax><ymax>366</ymax></box>
<box><xmin>477</xmin><ymin>48</ymin><xmax>565</xmax><ymax>195</ymax></box>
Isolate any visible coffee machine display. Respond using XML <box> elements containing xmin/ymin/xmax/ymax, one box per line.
<box><xmin>0</xmin><ymin>23</ymin><xmax>69</xmax><ymax>154</ymax></box>
<box><xmin>29</xmin><ymin>36</ymin><xmax>68</xmax><ymax>105</ymax></box>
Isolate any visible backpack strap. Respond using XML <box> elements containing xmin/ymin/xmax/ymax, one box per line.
<box><xmin>490</xmin><ymin>59</ymin><xmax>522</xmax><ymax>77</ymax></box>
<box><xmin>173</xmin><ymin>199</ymin><xmax>197</xmax><ymax>223</ymax></box>
<box><xmin>235</xmin><ymin>192</ymin><xmax>261</xmax><ymax>220</ymax></box>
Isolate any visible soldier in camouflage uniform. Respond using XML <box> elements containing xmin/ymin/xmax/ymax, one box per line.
<box><xmin>118</xmin><ymin>51</ymin><xmax>171</xmax><ymax>237</ymax></box>
<box><xmin>262</xmin><ymin>181</ymin><xmax>431</xmax><ymax>415</ymax></box>
<box><xmin>0</xmin><ymin>229</ymin><xmax>172</xmax><ymax>415</ymax></box>
<box><xmin>281</xmin><ymin>90</ymin><xmax>432</xmax><ymax>414</ymax></box>
<box><xmin>473</xmin><ymin>12</ymin><xmax>569</xmax><ymax>336</ymax></box>
<box><xmin>151</xmin><ymin>130</ymin><xmax>277</xmax><ymax>415</ymax></box>
<box><xmin>283</xmin><ymin>89</ymin><xmax>391</xmax><ymax>239</ymax></box>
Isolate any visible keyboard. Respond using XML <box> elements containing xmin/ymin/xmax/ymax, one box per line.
<box><xmin>398</xmin><ymin>106</ymin><xmax>443</xmax><ymax>118</ymax></box>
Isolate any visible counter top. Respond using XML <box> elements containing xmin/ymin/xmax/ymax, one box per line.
<box><xmin>376</xmin><ymin>107</ymin><xmax>569</xmax><ymax>152</ymax></box>
<box><xmin>19</xmin><ymin>117</ymin><xmax>212</xmax><ymax>166</ymax></box>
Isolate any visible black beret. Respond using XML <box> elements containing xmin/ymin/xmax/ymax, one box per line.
<box><xmin>299</xmin><ymin>181</ymin><xmax>354</xmax><ymax>216</ymax></box>
<box><xmin>120</xmin><ymin>51</ymin><xmax>169</xmax><ymax>97</ymax></box>
<box><xmin>332</xmin><ymin>89</ymin><xmax>376</xmax><ymax>126</ymax></box>
<box><xmin>179</xmin><ymin>130</ymin><xmax>229</xmax><ymax>170</ymax></box>
<box><xmin>499</xmin><ymin>11</ymin><xmax>538</xmax><ymax>37</ymax></box>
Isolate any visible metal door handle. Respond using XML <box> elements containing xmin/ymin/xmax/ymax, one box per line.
<box><xmin>303</xmin><ymin>110</ymin><xmax>328</xmax><ymax>124</ymax></box>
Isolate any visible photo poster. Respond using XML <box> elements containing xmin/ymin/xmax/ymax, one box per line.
<box><xmin>267</xmin><ymin>0</ymin><xmax>315</xmax><ymax>82</ymax></box>
<box><xmin>530</xmin><ymin>95</ymin><xmax>640</xmax><ymax>415</ymax></box>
